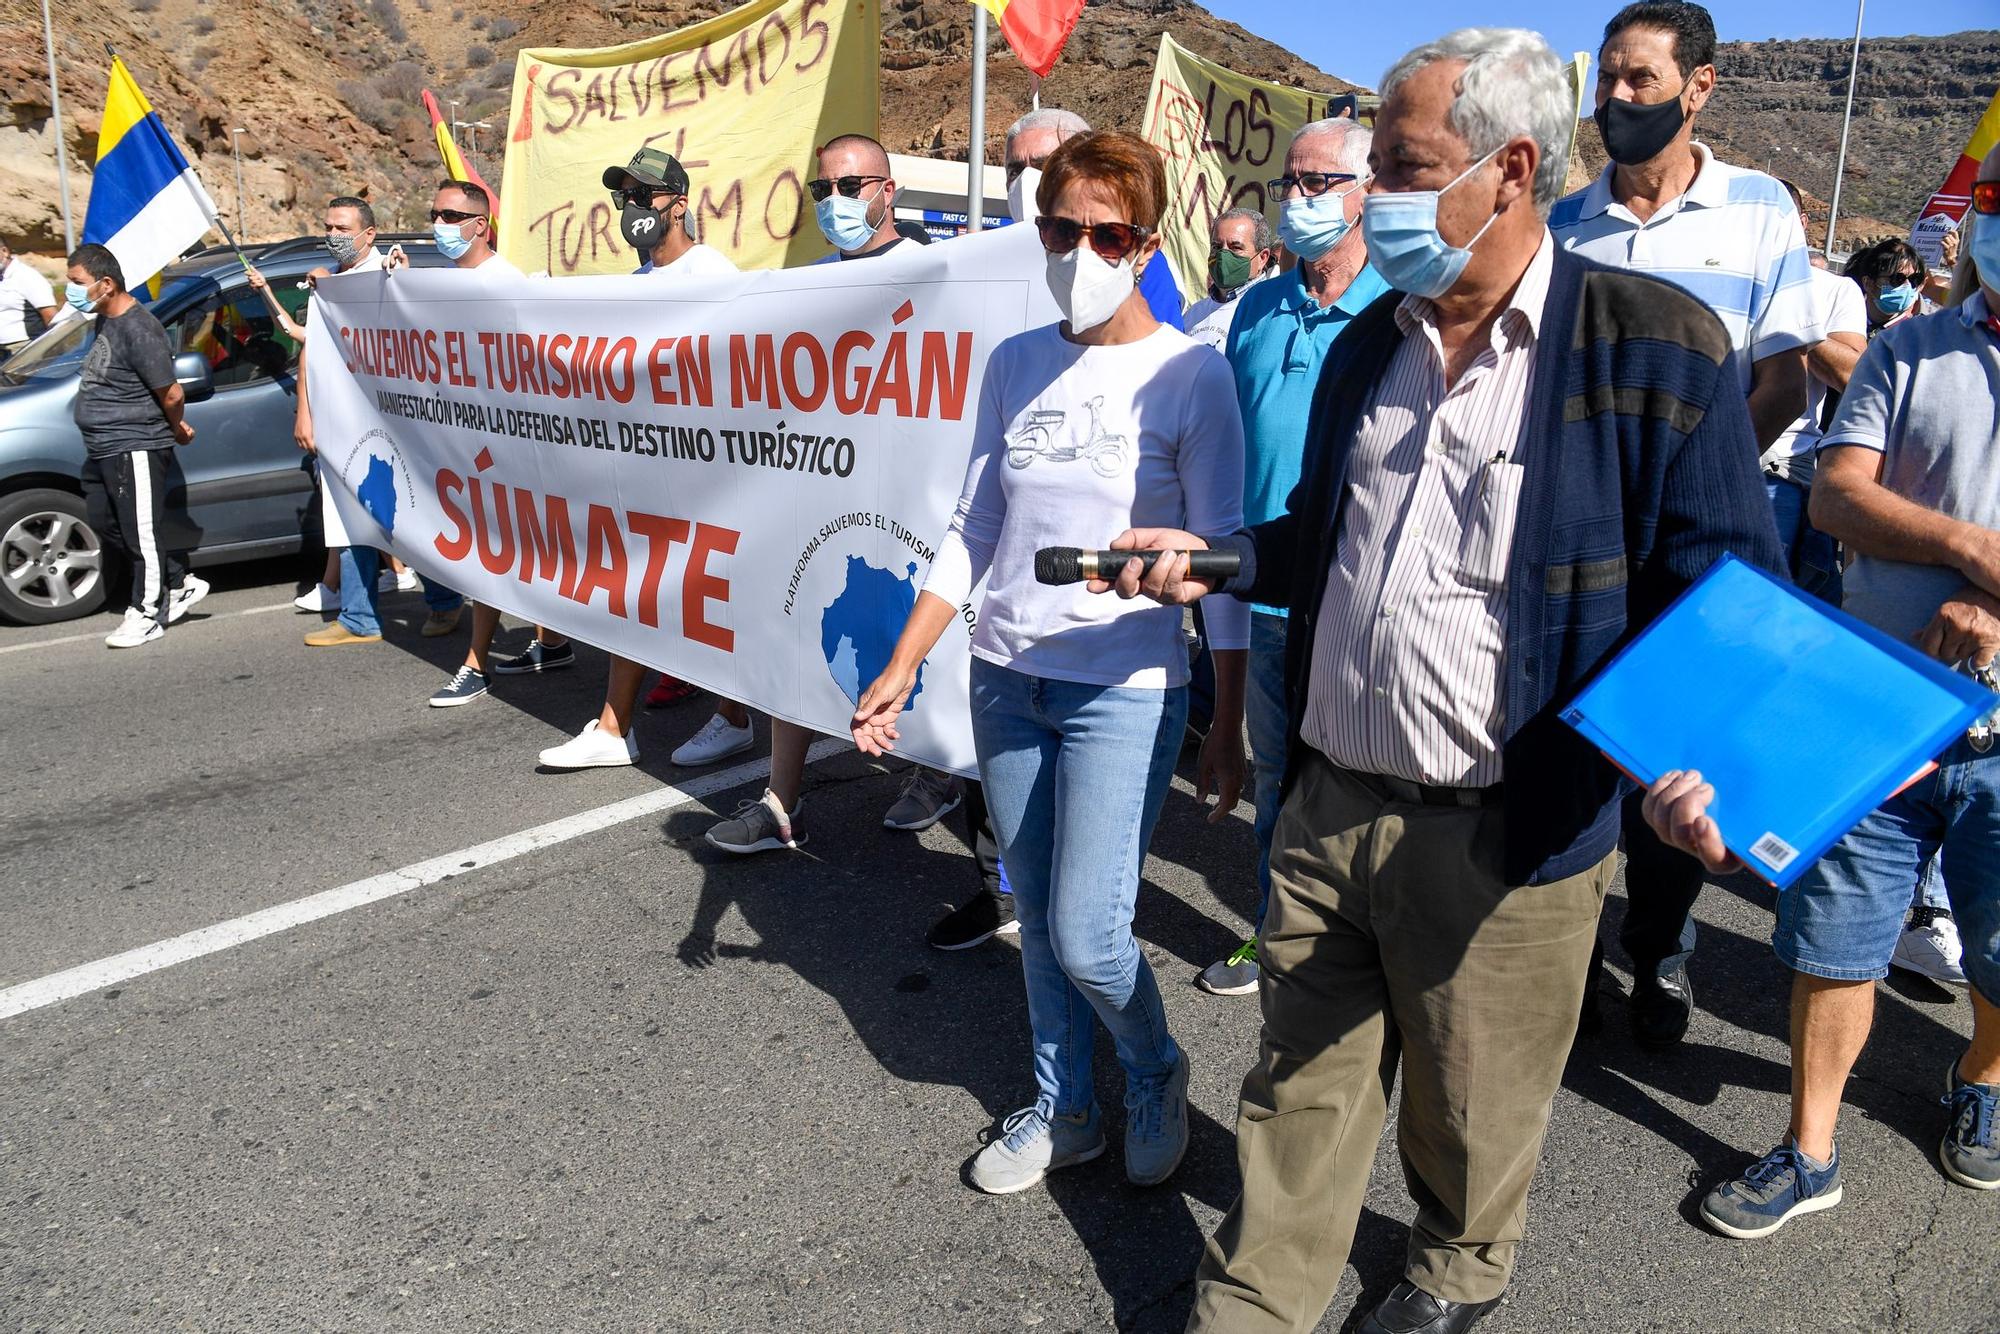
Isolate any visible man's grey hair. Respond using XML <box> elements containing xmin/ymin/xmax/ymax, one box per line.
<box><xmin>1290</xmin><ymin>117</ymin><xmax>1372</xmax><ymax>176</ymax></box>
<box><xmin>1006</xmin><ymin>107</ymin><xmax>1091</xmax><ymax>145</ymax></box>
<box><xmin>1379</xmin><ymin>28</ymin><xmax>1573</xmax><ymax>214</ymax></box>
<box><xmin>1214</xmin><ymin>206</ymin><xmax>1275</xmax><ymax>253</ymax></box>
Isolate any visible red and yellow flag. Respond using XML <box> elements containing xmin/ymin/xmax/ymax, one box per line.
<box><xmin>971</xmin><ymin>0</ymin><xmax>1085</xmax><ymax>79</ymax></box>
<box><xmin>1912</xmin><ymin>84</ymin><xmax>2000</xmax><ymax>266</ymax></box>
<box><xmin>421</xmin><ymin>89</ymin><xmax>501</xmax><ymax>240</ymax></box>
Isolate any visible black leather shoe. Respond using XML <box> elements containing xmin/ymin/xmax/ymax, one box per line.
<box><xmin>1630</xmin><ymin>964</ymin><xmax>1693</xmax><ymax>1049</ymax></box>
<box><xmin>1357</xmin><ymin>1281</ymin><xmax>1501</xmax><ymax>1334</ymax></box>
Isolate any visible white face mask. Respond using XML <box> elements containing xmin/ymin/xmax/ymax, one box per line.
<box><xmin>1044</xmin><ymin>244</ymin><xmax>1135</xmax><ymax>333</ymax></box>
<box><xmin>1007</xmin><ymin>167</ymin><xmax>1043</xmax><ymax>226</ymax></box>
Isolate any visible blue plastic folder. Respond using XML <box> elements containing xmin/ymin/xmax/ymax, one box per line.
<box><xmin>1560</xmin><ymin>554</ymin><xmax>1998</xmax><ymax>888</ymax></box>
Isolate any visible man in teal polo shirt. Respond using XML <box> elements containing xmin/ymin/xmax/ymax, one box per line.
<box><xmin>1198</xmin><ymin>115</ymin><xmax>1388</xmax><ymax>996</ymax></box>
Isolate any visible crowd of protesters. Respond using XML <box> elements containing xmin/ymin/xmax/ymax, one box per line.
<box><xmin>27</xmin><ymin>2</ymin><xmax>1996</xmax><ymax>1330</ymax></box>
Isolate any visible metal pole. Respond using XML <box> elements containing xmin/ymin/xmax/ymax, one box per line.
<box><xmin>967</xmin><ymin>4</ymin><xmax>986</xmax><ymax>234</ymax></box>
<box><xmin>1825</xmin><ymin>0</ymin><xmax>1864</xmax><ymax>259</ymax></box>
<box><xmin>231</xmin><ymin>129</ymin><xmax>245</xmax><ymax>238</ymax></box>
<box><xmin>39</xmin><ymin>0</ymin><xmax>74</xmax><ymax>252</ymax></box>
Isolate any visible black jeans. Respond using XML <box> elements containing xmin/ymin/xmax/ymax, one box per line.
<box><xmin>1617</xmin><ymin>789</ymin><xmax>1705</xmax><ymax>978</ymax></box>
<box><xmin>959</xmin><ymin>778</ymin><xmax>1003</xmax><ymax>899</ymax></box>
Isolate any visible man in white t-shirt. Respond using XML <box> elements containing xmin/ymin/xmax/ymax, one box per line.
<box><xmin>0</xmin><ymin>237</ymin><xmax>58</xmax><ymax>356</ymax></box>
<box><xmin>1183</xmin><ymin>208</ymin><xmax>1275</xmax><ymax>352</ymax></box>
<box><xmin>535</xmin><ymin>148</ymin><xmax>750</xmax><ymax>770</ymax></box>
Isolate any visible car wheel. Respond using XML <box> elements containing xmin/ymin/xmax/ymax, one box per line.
<box><xmin>0</xmin><ymin>488</ymin><xmax>108</xmax><ymax>625</ymax></box>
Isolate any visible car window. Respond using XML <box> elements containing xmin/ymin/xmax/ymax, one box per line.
<box><xmin>0</xmin><ymin>314</ymin><xmax>93</xmax><ymax>383</ymax></box>
<box><xmin>165</xmin><ymin>286</ymin><xmax>299</xmax><ymax>390</ymax></box>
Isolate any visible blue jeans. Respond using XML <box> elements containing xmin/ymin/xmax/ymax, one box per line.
<box><xmin>1246</xmin><ymin>611</ymin><xmax>1290</xmax><ymax>921</ymax></box>
<box><xmin>970</xmin><ymin>657</ymin><xmax>1187</xmax><ymax>1117</ymax></box>
<box><xmin>1776</xmin><ymin>740</ymin><xmax>2000</xmax><ymax>1004</ymax></box>
<box><xmin>337</xmin><ymin>546</ymin><xmax>462</xmax><ymax>636</ymax></box>
<box><xmin>1766</xmin><ymin>475</ymin><xmax>1842</xmax><ymax>604</ymax></box>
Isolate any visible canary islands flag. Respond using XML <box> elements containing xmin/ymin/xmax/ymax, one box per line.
<box><xmin>82</xmin><ymin>58</ymin><xmax>219</xmax><ymax>291</ymax></box>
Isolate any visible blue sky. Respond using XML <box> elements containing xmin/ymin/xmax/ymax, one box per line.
<box><xmin>1201</xmin><ymin>1</ymin><xmax>1961</xmax><ymax>90</ymax></box>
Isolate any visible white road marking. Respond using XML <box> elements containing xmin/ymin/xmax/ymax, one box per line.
<box><xmin>0</xmin><ymin>600</ymin><xmax>296</xmax><ymax>657</ymax></box>
<box><xmin>0</xmin><ymin>738</ymin><xmax>846</xmax><ymax>1020</ymax></box>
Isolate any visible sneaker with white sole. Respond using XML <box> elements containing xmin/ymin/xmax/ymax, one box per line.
<box><xmin>104</xmin><ymin>608</ymin><xmax>162</xmax><ymax>649</ymax></box>
<box><xmin>883</xmin><ymin>767</ymin><xmax>963</xmax><ymax>831</ymax></box>
<box><xmin>1891</xmin><ymin>906</ymin><xmax>1967</xmax><ymax>987</ymax></box>
<box><xmin>377</xmin><ymin>567</ymin><xmax>420</xmax><ymax>593</ymax></box>
<box><xmin>671</xmin><ymin>713</ymin><xmax>756</xmax><ymax>767</ymax></box>
<box><xmin>166</xmin><ymin>575</ymin><xmax>209</xmax><ymax>625</ymax></box>
<box><xmin>1941</xmin><ymin>1061</ymin><xmax>2000</xmax><ymax>1190</ymax></box>
<box><xmin>705</xmin><ymin>789</ymin><xmax>803</xmax><ymax>854</ymax></box>
<box><xmin>491</xmin><ymin>639</ymin><xmax>575</xmax><ymax>675</ymax></box>
<box><xmin>293</xmin><ymin>582</ymin><xmax>338</xmax><ymax>612</ymax></box>
<box><xmin>928</xmin><ymin>892</ymin><xmax>1019</xmax><ymax>950</ymax></box>
<box><xmin>1197</xmin><ymin>939</ymin><xmax>1261</xmax><ymax>996</ymax></box>
<box><xmin>969</xmin><ymin>1103</ymin><xmax>1105</xmax><ymax>1195</ymax></box>
<box><xmin>539</xmin><ymin>719</ymin><xmax>638</xmax><ymax>769</ymax></box>
<box><xmin>428</xmin><ymin>666</ymin><xmax>490</xmax><ymax>707</ymax></box>
<box><xmin>1125</xmin><ymin>1052</ymin><xmax>1191</xmax><ymax>1186</ymax></box>
<box><xmin>1700</xmin><ymin>1142</ymin><xmax>1842</xmax><ymax>1238</ymax></box>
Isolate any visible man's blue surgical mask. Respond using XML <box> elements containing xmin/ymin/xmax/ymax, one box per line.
<box><xmin>1276</xmin><ymin>184</ymin><xmax>1360</xmax><ymax>262</ymax></box>
<box><xmin>1967</xmin><ymin>211</ymin><xmax>2000</xmax><ymax>307</ymax></box>
<box><xmin>1360</xmin><ymin>144</ymin><xmax>1505</xmax><ymax>299</ymax></box>
<box><xmin>65</xmin><ymin>280</ymin><xmax>99</xmax><ymax>313</ymax></box>
<box><xmin>815</xmin><ymin>192</ymin><xmax>879</xmax><ymax>253</ymax></box>
<box><xmin>1874</xmin><ymin>281</ymin><xmax>1918</xmax><ymax>316</ymax></box>
<box><xmin>433</xmin><ymin>220</ymin><xmax>473</xmax><ymax>261</ymax></box>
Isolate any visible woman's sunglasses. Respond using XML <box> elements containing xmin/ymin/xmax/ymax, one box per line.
<box><xmin>806</xmin><ymin>175</ymin><xmax>888</xmax><ymax>202</ymax></box>
<box><xmin>1035</xmin><ymin>215</ymin><xmax>1152</xmax><ymax>263</ymax></box>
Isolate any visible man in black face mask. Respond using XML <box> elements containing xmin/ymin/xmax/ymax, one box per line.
<box><xmin>1551</xmin><ymin>0</ymin><xmax>1819</xmax><ymax>1054</ymax></box>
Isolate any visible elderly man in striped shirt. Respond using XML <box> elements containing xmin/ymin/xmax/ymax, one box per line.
<box><xmin>1549</xmin><ymin>0</ymin><xmax>1822</xmax><ymax>1051</ymax></box>
<box><xmin>1098</xmin><ymin>27</ymin><xmax>1780</xmax><ymax>1334</ymax></box>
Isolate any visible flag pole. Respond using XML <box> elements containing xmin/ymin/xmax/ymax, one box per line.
<box><xmin>1832</xmin><ymin>0</ymin><xmax>1856</xmax><ymax>262</ymax></box>
<box><xmin>40</xmin><ymin>0</ymin><xmax>74</xmax><ymax>252</ymax></box>
<box><xmin>967</xmin><ymin>4</ymin><xmax>987</xmax><ymax>234</ymax></box>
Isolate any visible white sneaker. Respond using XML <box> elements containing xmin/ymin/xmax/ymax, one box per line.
<box><xmin>538</xmin><ymin>719</ymin><xmax>639</xmax><ymax>769</ymax></box>
<box><xmin>671</xmin><ymin>713</ymin><xmax>756</xmax><ymax>767</ymax></box>
<box><xmin>166</xmin><ymin>574</ymin><xmax>210</xmax><ymax>625</ymax></box>
<box><xmin>397</xmin><ymin>567</ymin><xmax>420</xmax><ymax>592</ymax></box>
<box><xmin>105</xmin><ymin>609</ymin><xmax>162</xmax><ymax>648</ymax></box>
<box><xmin>1891</xmin><ymin>907</ymin><xmax>1968</xmax><ymax>986</ymax></box>
<box><xmin>293</xmin><ymin>582</ymin><xmax>338</xmax><ymax>612</ymax></box>
<box><xmin>377</xmin><ymin>567</ymin><xmax>420</xmax><ymax>592</ymax></box>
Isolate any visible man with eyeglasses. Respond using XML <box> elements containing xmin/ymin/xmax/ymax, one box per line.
<box><xmin>1004</xmin><ymin>108</ymin><xmax>1184</xmax><ymax>330</ymax></box>
<box><xmin>1644</xmin><ymin>147</ymin><xmax>2000</xmax><ymax>1235</ymax></box>
<box><xmin>1550</xmin><ymin>0</ymin><xmax>1821</xmax><ymax>1054</ymax></box>
<box><xmin>537</xmin><ymin>147</ymin><xmax>750</xmax><ymax>773</ymax></box>
<box><xmin>1189</xmin><ymin>116</ymin><xmax>1386</xmax><ymax>1000</ymax></box>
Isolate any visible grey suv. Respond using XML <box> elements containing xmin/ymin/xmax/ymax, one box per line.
<box><xmin>0</xmin><ymin>235</ymin><xmax>448</xmax><ymax>624</ymax></box>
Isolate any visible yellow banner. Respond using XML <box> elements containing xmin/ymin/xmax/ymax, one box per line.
<box><xmin>499</xmin><ymin>0</ymin><xmax>879</xmax><ymax>276</ymax></box>
<box><xmin>1140</xmin><ymin>35</ymin><xmax>1367</xmax><ymax>299</ymax></box>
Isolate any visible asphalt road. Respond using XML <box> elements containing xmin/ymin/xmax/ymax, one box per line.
<box><xmin>1</xmin><ymin>559</ymin><xmax>1993</xmax><ymax>1333</ymax></box>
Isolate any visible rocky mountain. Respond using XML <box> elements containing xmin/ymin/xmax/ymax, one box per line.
<box><xmin>0</xmin><ymin>2</ymin><xmax>1990</xmax><ymax>261</ymax></box>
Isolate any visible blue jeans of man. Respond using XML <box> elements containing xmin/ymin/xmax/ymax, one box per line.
<box><xmin>970</xmin><ymin>657</ymin><xmax>1187</xmax><ymax>1117</ymax></box>
<box><xmin>337</xmin><ymin>546</ymin><xmax>463</xmax><ymax>637</ymax></box>
<box><xmin>1247</xmin><ymin>611</ymin><xmax>1291</xmax><ymax>918</ymax></box>
<box><xmin>1776</xmin><ymin>739</ymin><xmax>1999</xmax><ymax>1004</ymax></box>
<box><xmin>1766</xmin><ymin>474</ymin><xmax>1842</xmax><ymax>604</ymax></box>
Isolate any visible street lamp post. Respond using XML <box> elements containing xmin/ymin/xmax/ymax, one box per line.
<box><xmin>231</xmin><ymin>127</ymin><xmax>246</xmax><ymax>237</ymax></box>
<box><xmin>39</xmin><ymin>0</ymin><xmax>74</xmax><ymax>252</ymax></box>
<box><xmin>1826</xmin><ymin>0</ymin><xmax>1866</xmax><ymax>260</ymax></box>
<box><xmin>449</xmin><ymin>99</ymin><xmax>459</xmax><ymax>149</ymax></box>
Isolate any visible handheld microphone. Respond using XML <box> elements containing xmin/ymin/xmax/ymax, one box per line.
<box><xmin>1034</xmin><ymin>546</ymin><xmax>1240</xmax><ymax>586</ymax></box>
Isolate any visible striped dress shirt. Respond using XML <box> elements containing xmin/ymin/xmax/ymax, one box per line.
<box><xmin>1300</xmin><ymin>233</ymin><xmax>1553</xmax><ymax>787</ymax></box>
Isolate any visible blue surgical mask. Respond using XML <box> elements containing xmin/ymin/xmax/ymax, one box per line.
<box><xmin>433</xmin><ymin>220</ymin><xmax>473</xmax><ymax>261</ymax></box>
<box><xmin>1277</xmin><ymin>185</ymin><xmax>1359</xmax><ymax>261</ymax></box>
<box><xmin>1360</xmin><ymin>145</ymin><xmax>1505</xmax><ymax>299</ymax></box>
<box><xmin>815</xmin><ymin>192</ymin><xmax>879</xmax><ymax>253</ymax></box>
<box><xmin>1969</xmin><ymin>212</ymin><xmax>2000</xmax><ymax>303</ymax></box>
<box><xmin>65</xmin><ymin>280</ymin><xmax>98</xmax><ymax>313</ymax></box>
<box><xmin>1874</xmin><ymin>281</ymin><xmax>1918</xmax><ymax>316</ymax></box>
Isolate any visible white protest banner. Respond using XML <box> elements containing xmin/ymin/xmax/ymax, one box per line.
<box><xmin>306</xmin><ymin>226</ymin><xmax>1059</xmax><ymax>775</ymax></box>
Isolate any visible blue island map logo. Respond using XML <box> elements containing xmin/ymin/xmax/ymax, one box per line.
<box><xmin>358</xmin><ymin>454</ymin><xmax>399</xmax><ymax>535</ymax></box>
<box><xmin>820</xmin><ymin>557</ymin><xmax>923</xmax><ymax>710</ymax></box>
<box><xmin>342</xmin><ymin>428</ymin><xmax>416</xmax><ymax>541</ymax></box>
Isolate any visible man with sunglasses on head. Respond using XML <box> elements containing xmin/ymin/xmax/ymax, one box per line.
<box><xmin>536</xmin><ymin>148</ymin><xmax>748</xmax><ymax>772</ymax></box>
<box><xmin>1192</xmin><ymin>116</ymin><xmax>1384</xmax><ymax>1000</ymax></box>
<box><xmin>1005</xmin><ymin>108</ymin><xmax>1185</xmax><ymax>330</ymax></box>
<box><xmin>1549</xmin><ymin>0</ymin><xmax>1821</xmax><ymax>1053</ymax></box>
<box><xmin>1643</xmin><ymin>144</ymin><xmax>2000</xmax><ymax>1236</ymax></box>
<box><xmin>1100</xmin><ymin>28</ymin><xmax>1780</xmax><ymax>1330</ymax></box>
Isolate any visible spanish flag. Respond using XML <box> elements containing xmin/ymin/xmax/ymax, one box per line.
<box><xmin>971</xmin><ymin>0</ymin><xmax>1085</xmax><ymax>79</ymax></box>
<box><xmin>421</xmin><ymin>89</ymin><xmax>501</xmax><ymax>241</ymax></box>
<box><xmin>81</xmin><ymin>58</ymin><xmax>219</xmax><ymax>290</ymax></box>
